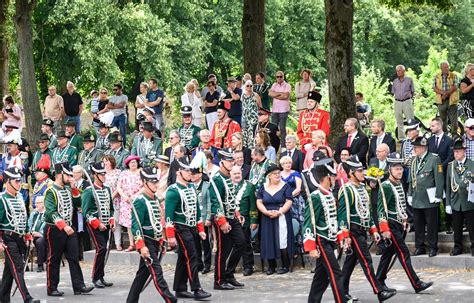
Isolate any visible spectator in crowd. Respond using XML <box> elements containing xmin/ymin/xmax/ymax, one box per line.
<box><xmin>433</xmin><ymin>61</ymin><xmax>459</xmax><ymax>135</ymax></box>
<box><xmin>145</xmin><ymin>78</ymin><xmax>165</xmax><ymax>134</ymax></box>
<box><xmin>193</xmin><ymin>129</ymin><xmax>219</xmax><ymax>165</ymax></box>
<box><xmin>223</xmin><ymin>77</ymin><xmax>243</xmax><ymax>125</ymax></box>
<box><xmin>231</xmin><ymin>132</ymin><xmax>252</xmax><ymax>165</ymax></box>
<box><xmin>155</xmin><ymin>155</ymin><xmax>171</xmax><ymax>201</ymax></box>
<box><xmin>303</xmin><ymin>130</ymin><xmax>332</xmax><ymax>170</ymax></box>
<box><xmin>164</xmin><ymin>130</ymin><xmax>183</xmax><ymax>163</ymax></box>
<box><xmin>204</xmin><ymin>150</ymin><xmax>220</xmax><ymax>177</ymax></box>
<box><xmin>255</xmin><ymin>129</ymin><xmax>276</xmax><ymax>163</ymax></box>
<box><xmin>181</xmin><ymin>81</ymin><xmax>203</xmax><ymax>127</ymax></box>
<box><xmin>200</xmin><ymin>73</ymin><xmax>223</xmax><ymax>98</ymax></box>
<box><xmin>254</xmin><ymin>72</ymin><xmax>271</xmax><ymax>111</ymax></box>
<box><xmin>464</xmin><ymin>118</ymin><xmax>474</xmax><ymax>160</ymax></box>
<box><xmin>368</xmin><ymin>119</ymin><xmax>396</xmax><ymax>162</ymax></box>
<box><xmin>103</xmin><ymin>155</ymin><xmax>122</xmax><ymax>250</ymax></box>
<box><xmin>256</xmin><ymin>164</ymin><xmax>293</xmax><ymax>275</ymax></box>
<box><xmin>269</xmin><ymin>71</ymin><xmax>291</xmax><ymax>149</ymax></box>
<box><xmin>460</xmin><ymin>63</ymin><xmax>474</xmax><ymax>118</ymax></box>
<box><xmin>107</xmin><ymin>83</ymin><xmax>128</xmax><ymax>146</ymax></box>
<box><xmin>116</xmin><ymin>155</ymin><xmax>143</xmax><ymax>252</ymax></box>
<box><xmin>401</xmin><ymin>119</ymin><xmax>420</xmax><ymax>227</ymax></box>
<box><xmin>62</xmin><ymin>81</ymin><xmax>83</xmax><ymax>133</ymax></box>
<box><xmin>334</xmin><ymin>118</ymin><xmax>369</xmax><ymax>168</ymax></box>
<box><xmin>168</xmin><ymin>144</ymin><xmax>188</xmax><ymax>185</ymax></box>
<box><xmin>203</xmin><ymin>80</ymin><xmax>220</xmax><ymax>130</ymax></box>
<box><xmin>1</xmin><ymin>95</ymin><xmax>23</xmax><ymax>131</ymax></box>
<box><xmin>241</xmin><ymin>80</ymin><xmax>262</xmax><ymax>149</ymax></box>
<box><xmin>391</xmin><ymin>65</ymin><xmax>415</xmax><ymax>140</ymax></box>
<box><xmin>234</xmin><ymin>150</ymin><xmax>251</xmax><ymax>180</ymax></box>
<box><xmin>281</xmin><ymin>135</ymin><xmax>304</xmax><ymax>172</ymax></box>
<box><xmin>355</xmin><ymin>92</ymin><xmax>372</xmax><ymax>127</ymax></box>
<box><xmin>236</xmin><ymin>75</ymin><xmax>243</xmax><ymax>89</ymax></box>
<box><xmin>190</xmin><ymin>78</ymin><xmax>201</xmax><ymax>97</ymax></box>
<box><xmin>91</xmin><ymin>88</ymin><xmax>109</xmax><ymax>134</ymax></box>
<box><xmin>134</xmin><ymin>82</ymin><xmax>150</xmax><ymax>122</ymax></box>
<box><xmin>43</xmin><ymin>85</ymin><xmax>65</xmax><ymax>131</ymax></box>
<box><xmin>335</xmin><ymin>148</ymin><xmax>350</xmax><ymax>188</ymax></box>
<box><xmin>254</xmin><ymin>107</ymin><xmax>280</xmax><ymax>153</ymax></box>
<box><xmin>295</xmin><ymin>68</ymin><xmax>316</xmax><ymax>113</ymax></box>
<box><xmin>28</xmin><ymin>196</ymin><xmax>47</xmax><ymax>272</ymax></box>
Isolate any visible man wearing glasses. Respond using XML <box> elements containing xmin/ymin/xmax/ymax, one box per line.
<box><xmin>269</xmin><ymin>71</ymin><xmax>291</xmax><ymax>150</ymax></box>
<box><xmin>464</xmin><ymin>119</ymin><xmax>474</xmax><ymax>160</ymax></box>
<box><xmin>107</xmin><ymin>83</ymin><xmax>128</xmax><ymax>146</ymax></box>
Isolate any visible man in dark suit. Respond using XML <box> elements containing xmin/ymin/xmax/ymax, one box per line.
<box><xmin>368</xmin><ymin>119</ymin><xmax>396</xmax><ymax>161</ymax></box>
<box><xmin>234</xmin><ymin>150</ymin><xmax>251</xmax><ymax>180</ymax></box>
<box><xmin>428</xmin><ymin>117</ymin><xmax>454</xmax><ymax>233</ymax></box>
<box><xmin>280</xmin><ymin>135</ymin><xmax>304</xmax><ymax>172</ymax></box>
<box><xmin>334</xmin><ymin>118</ymin><xmax>369</xmax><ymax>167</ymax></box>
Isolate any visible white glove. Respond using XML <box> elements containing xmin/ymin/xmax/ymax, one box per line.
<box><xmin>304</xmin><ymin>143</ymin><xmax>312</xmax><ymax>151</ymax></box>
<box><xmin>445</xmin><ymin>205</ymin><xmax>452</xmax><ymax>215</ymax></box>
<box><xmin>433</xmin><ymin>198</ymin><xmax>442</xmax><ymax>203</ymax></box>
<box><xmin>407</xmin><ymin>196</ymin><xmax>413</xmax><ymax>206</ymax></box>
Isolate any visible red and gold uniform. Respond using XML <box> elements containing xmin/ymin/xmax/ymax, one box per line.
<box><xmin>297</xmin><ymin>91</ymin><xmax>330</xmax><ymax>153</ymax></box>
<box><xmin>210</xmin><ymin>101</ymin><xmax>241</xmax><ymax>149</ymax></box>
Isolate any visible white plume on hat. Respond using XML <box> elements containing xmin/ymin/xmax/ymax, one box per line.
<box><xmin>3</xmin><ymin>129</ymin><xmax>22</xmax><ymax>145</ymax></box>
<box><xmin>190</xmin><ymin>151</ymin><xmax>207</xmax><ymax>173</ymax></box>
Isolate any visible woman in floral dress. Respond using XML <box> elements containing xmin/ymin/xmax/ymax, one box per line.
<box><xmin>241</xmin><ymin>80</ymin><xmax>261</xmax><ymax>149</ymax></box>
<box><xmin>115</xmin><ymin>155</ymin><xmax>143</xmax><ymax>252</ymax></box>
<box><xmin>103</xmin><ymin>155</ymin><xmax>123</xmax><ymax>250</ymax></box>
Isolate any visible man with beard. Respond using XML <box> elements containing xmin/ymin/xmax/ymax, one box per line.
<box><xmin>210</xmin><ymin>101</ymin><xmax>241</xmax><ymax>150</ymax></box>
<box><xmin>253</xmin><ymin>107</ymin><xmax>280</xmax><ymax>153</ymax></box>
<box><xmin>297</xmin><ymin>91</ymin><xmax>330</xmax><ymax>153</ymax></box>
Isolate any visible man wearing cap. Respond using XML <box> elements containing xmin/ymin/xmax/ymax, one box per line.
<box><xmin>223</xmin><ymin>77</ymin><xmax>243</xmax><ymax>125</ymax></box>
<box><xmin>62</xmin><ymin>81</ymin><xmax>83</xmax><ymax>133</ymax></box>
<box><xmin>32</xmin><ymin>154</ymin><xmax>53</xmax><ymax>209</ymax></box>
<box><xmin>210</xmin><ymin>101</ymin><xmax>241</xmax><ymax>150</ymax></box>
<box><xmin>131</xmin><ymin>122</ymin><xmax>162</xmax><ymax>167</ymax></box>
<box><xmin>41</xmin><ymin>118</ymin><xmax>58</xmax><ymax>150</ymax></box>
<box><xmin>43</xmin><ymin>85</ymin><xmax>65</xmax><ymax>131</ymax></box>
<box><xmin>408</xmin><ymin>136</ymin><xmax>444</xmax><ymax>257</ymax></box>
<box><xmin>28</xmin><ymin>196</ymin><xmax>47</xmax><ymax>272</ymax></box>
<box><xmin>78</xmin><ymin>133</ymin><xmax>103</xmax><ymax>173</ymax></box>
<box><xmin>81</xmin><ymin>162</ymin><xmax>115</xmax><ymax>288</ymax></box>
<box><xmin>0</xmin><ymin>133</ymin><xmax>29</xmax><ymax>198</ymax></box>
<box><xmin>52</xmin><ymin>130</ymin><xmax>78</xmax><ymax>166</ymax></box>
<box><xmin>253</xmin><ymin>107</ymin><xmax>280</xmax><ymax>153</ymax></box>
<box><xmin>155</xmin><ymin>155</ymin><xmax>171</xmax><ymax>200</ymax></box>
<box><xmin>165</xmin><ymin>158</ymin><xmax>212</xmax><ymax>300</ymax></box>
<box><xmin>44</xmin><ymin>162</ymin><xmax>94</xmax><ymax>296</ymax></box>
<box><xmin>127</xmin><ymin>167</ymin><xmax>177</xmax><ymax>303</ymax></box>
<box><xmin>249</xmin><ymin>146</ymin><xmax>272</xmax><ymax>190</ymax></box>
<box><xmin>104</xmin><ymin>132</ymin><xmax>130</xmax><ymax>170</ymax></box>
<box><xmin>338</xmin><ymin>156</ymin><xmax>396</xmax><ymax>302</ymax></box>
<box><xmin>178</xmin><ymin>106</ymin><xmax>201</xmax><ymax>153</ymax></box>
<box><xmin>31</xmin><ymin>133</ymin><xmax>53</xmax><ymax>185</ymax></box>
<box><xmin>446</xmin><ymin>139</ymin><xmax>474</xmax><ymax>256</ymax></box>
<box><xmin>0</xmin><ymin>167</ymin><xmax>40</xmax><ymax>303</ymax></box>
<box><xmin>96</xmin><ymin>122</ymin><xmax>111</xmax><ymax>152</ymax></box>
<box><xmin>303</xmin><ymin>154</ymin><xmax>346</xmax><ymax>303</ymax></box>
<box><xmin>209</xmin><ymin>148</ymin><xmax>246</xmax><ymax>290</ymax></box>
<box><xmin>64</xmin><ymin>118</ymin><xmax>84</xmax><ymax>151</ymax></box>
<box><xmin>376</xmin><ymin>152</ymin><xmax>433</xmax><ymax>294</ymax></box>
<box><xmin>297</xmin><ymin>91</ymin><xmax>330</xmax><ymax>153</ymax></box>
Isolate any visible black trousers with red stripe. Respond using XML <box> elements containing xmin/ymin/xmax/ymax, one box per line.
<box><xmin>376</xmin><ymin>220</ymin><xmax>422</xmax><ymax>290</ymax></box>
<box><xmin>0</xmin><ymin>233</ymin><xmax>34</xmax><ymax>302</ymax></box>
<box><xmin>87</xmin><ymin>224</ymin><xmax>109</xmax><ymax>282</ymax></box>
<box><xmin>127</xmin><ymin>238</ymin><xmax>176</xmax><ymax>303</ymax></box>
<box><xmin>214</xmin><ymin>218</ymin><xmax>245</xmax><ymax>284</ymax></box>
<box><xmin>33</xmin><ymin>236</ymin><xmax>47</xmax><ymax>265</ymax></box>
<box><xmin>45</xmin><ymin>225</ymin><xmax>85</xmax><ymax>293</ymax></box>
<box><xmin>308</xmin><ymin>237</ymin><xmax>346</xmax><ymax>303</ymax></box>
<box><xmin>342</xmin><ymin>224</ymin><xmax>382</xmax><ymax>295</ymax></box>
<box><xmin>173</xmin><ymin>223</ymin><xmax>202</xmax><ymax>292</ymax></box>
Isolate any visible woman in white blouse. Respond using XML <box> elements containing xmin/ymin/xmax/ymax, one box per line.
<box><xmin>181</xmin><ymin>81</ymin><xmax>203</xmax><ymax>127</ymax></box>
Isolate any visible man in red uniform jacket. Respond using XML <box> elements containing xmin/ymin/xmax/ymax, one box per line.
<box><xmin>210</xmin><ymin>101</ymin><xmax>241</xmax><ymax>149</ymax></box>
<box><xmin>297</xmin><ymin>91</ymin><xmax>330</xmax><ymax>153</ymax></box>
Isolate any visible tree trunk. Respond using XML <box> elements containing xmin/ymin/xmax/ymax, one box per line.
<box><xmin>242</xmin><ymin>0</ymin><xmax>266</xmax><ymax>78</ymax></box>
<box><xmin>325</xmin><ymin>0</ymin><xmax>355</xmax><ymax>148</ymax></box>
<box><xmin>0</xmin><ymin>0</ymin><xmax>9</xmax><ymax>97</ymax></box>
<box><xmin>14</xmin><ymin>0</ymin><xmax>42</xmax><ymax>147</ymax></box>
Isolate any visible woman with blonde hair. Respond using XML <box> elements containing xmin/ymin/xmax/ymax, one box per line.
<box><xmin>134</xmin><ymin>82</ymin><xmax>149</xmax><ymax>121</ymax></box>
<box><xmin>241</xmin><ymin>80</ymin><xmax>262</xmax><ymax>149</ymax></box>
<box><xmin>231</xmin><ymin>132</ymin><xmax>252</xmax><ymax>164</ymax></box>
<box><xmin>461</xmin><ymin>63</ymin><xmax>474</xmax><ymax>118</ymax></box>
<box><xmin>181</xmin><ymin>81</ymin><xmax>203</xmax><ymax>127</ymax></box>
<box><xmin>303</xmin><ymin>129</ymin><xmax>333</xmax><ymax>170</ymax></box>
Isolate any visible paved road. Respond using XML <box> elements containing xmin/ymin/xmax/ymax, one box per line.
<box><xmin>6</xmin><ymin>262</ymin><xmax>474</xmax><ymax>302</ymax></box>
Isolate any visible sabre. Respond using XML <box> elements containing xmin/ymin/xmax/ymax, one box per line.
<box><xmin>338</xmin><ymin>177</ymin><xmax>353</xmax><ymax>260</ymax></box>
<box><xmin>141</xmin><ymin>240</ymin><xmax>167</xmax><ymax>293</ymax></box>
<box><xmin>12</xmin><ymin>239</ymin><xmax>32</xmax><ymax>297</ymax></box>
<box><xmin>378</xmin><ymin>176</ymin><xmax>393</xmax><ymax>248</ymax></box>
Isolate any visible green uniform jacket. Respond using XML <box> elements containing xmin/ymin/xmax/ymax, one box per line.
<box><xmin>409</xmin><ymin>152</ymin><xmax>444</xmax><ymax>209</ymax></box>
<box><xmin>178</xmin><ymin>124</ymin><xmax>201</xmax><ymax>152</ymax></box>
<box><xmin>69</xmin><ymin>134</ymin><xmax>84</xmax><ymax>151</ymax></box>
<box><xmin>446</xmin><ymin>158</ymin><xmax>474</xmax><ymax>212</ymax></box>
<box><xmin>196</xmin><ymin>181</ymin><xmax>212</xmax><ymax>221</ymax></box>
<box><xmin>165</xmin><ymin>183</ymin><xmax>202</xmax><ymax>228</ymax></box>
<box><xmin>96</xmin><ymin>134</ymin><xmax>110</xmax><ymax>152</ymax></box>
<box><xmin>131</xmin><ymin>193</ymin><xmax>164</xmax><ymax>245</ymax></box>
<box><xmin>337</xmin><ymin>182</ymin><xmax>375</xmax><ymax>230</ymax></box>
<box><xmin>44</xmin><ymin>183</ymin><xmax>81</xmax><ymax>228</ymax></box>
<box><xmin>78</xmin><ymin>148</ymin><xmax>103</xmax><ymax>172</ymax></box>
<box><xmin>249</xmin><ymin>158</ymin><xmax>272</xmax><ymax>190</ymax></box>
<box><xmin>81</xmin><ymin>184</ymin><xmax>114</xmax><ymax>228</ymax></box>
<box><xmin>131</xmin><ymin>135</ymin><xmax>162</xmax><ymax>167</ymax></box>
<box><xmin>104</xmin><ymin>147</ymin><xmax>130</xmax><ymax>170</ymax></box>
<box><xmin>48</xmin><ymin>134</ymin><xmax>58</xmax><ymax>150</ymax></box>
<box><xmin>31</xmin><ymin>149</ymin><xmax>53</xmax><ymax>186</ymax></box>
<box><xmin>377</xmin><ymin>180</ymin><xmax>408</xmax><ymax>225</ymax></box>
<box><xmin>236</xmin><ymin>180</ymin><xmax>257</xmax><ymax>228</ymax></box>
<box><xmin>52</xmin><ymin>145</ymin><xmax>78</xmax><ymax>166</ymax></box>
<box><xmin>0</xmin><ymin>192</ymin><xmax>29</xmax><ymax>235</ymax></box>
<box><xmin>28</xmin><ymin>210</ymin><xmax>46</xmax><ymax>235</ymax></box>
<box><xmin>209</xmin><ymin>171</ymin><xmax>239</xmax><ymax>221</ymax></box>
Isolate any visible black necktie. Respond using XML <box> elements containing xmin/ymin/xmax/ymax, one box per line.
<box><xmin>435</xmin><ymin>136</ymin><xmax>439</xmax><ymax>149</ymax></box>
<box><xmin>288</xmin><ymin>150</ymin><xmax>292</xmax><ymax>158</ymax></box>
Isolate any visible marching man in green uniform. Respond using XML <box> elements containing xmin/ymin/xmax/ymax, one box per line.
<box><xmin>52</xmin><ymin>130</ymin><xmax>78</xmax><ymax>166</ymax></box>
<box><xmin>131</xmin><ymin>121</ymin><xmax>162</xmax><ymax>167</ymax></box>
<box><xmin>446</xmin><ymin>139</ymin><xmax>474</xmax><ymax>256</ymax></box>
<box><xmin>78</xmin><ymin>133</ymin><xmax>103</xmax><ymax>174</ymax></box>
<box><xmin>44</xmin><ymin>162</ymin><xmax>94</xmax><ymax>297</ymax></box>
<box><xmin>81</xmin><ymin>162</ymin><xmax>115</xmax><ymax>288</ymax></box>
<box><xmin>165</xmin><ymin>158</ymin><xmax>212</xmax><ymax>301</ymax></box>
<box><xmin>64</xmin><ymin>118</ymin><xmax>84</xmax><ymax>151</ymax></box>
<box><xmin>408</xmin><ymin>136</ymin><xmax>444</xmax><ymax>257</ymax></box>
<box><xmin>104</xmin><ymin>132</ymin><xmax>130</xmax><ymax>170</ymax></box>
<box><xmin>376</xmin><ymin>152</ymin><xmax>433</xmax><ymax>294</ymax></box>
<box><xmin>127</xmin><ymin>167</ymin><xmax>177</xmax><ymax>303</ymax></box>
<box><xmin>178</xmin><ymin>106</ymin><xmax>201</xmax><ymax>153</ymax></box>
<box><xmin>209</xmin><ymin>148</ymin><xmax>246</xmax><ymax>290</ymax></box>
<box><xmin>338</xmin><ymin>156</ymin><xmax>396</xmax><ymax>302</ymax></box>
<box><xmin>31</xmin><ymin>133</ymin><xmax>53</xmax><ymax>188</ymax></box>
<box><xmin>249</xmin><ymin>146</ymin><xmax>272</xmax><ymax>190</ymax></box>
<box><xmin>303</xmin><ymin>153</ymin><xmax>346</xmax><ymax>303</ymax></box>
<box><xmin>0</xmin><ymin>167</ymin><xmax>40</xmax><ymax>303</ymax></box>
